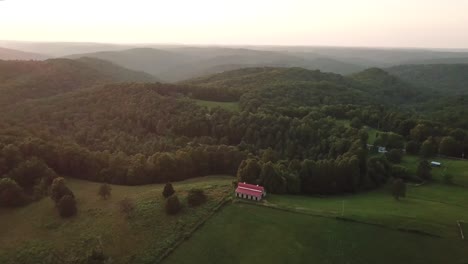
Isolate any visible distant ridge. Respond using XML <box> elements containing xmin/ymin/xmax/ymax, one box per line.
<box><xmin>0</xmin><ymin>46</ymin><xmax>48</xmax><ymax>60</ymax></box>
<box><xmin>66</xmin><ymin>47</ymin><xmax>364</xmax><ymax>82</ymax></box>
<box><xmin>0</xmin><ymin>57</ymin><xmax>158</xmax><ymax>105</ymax></box>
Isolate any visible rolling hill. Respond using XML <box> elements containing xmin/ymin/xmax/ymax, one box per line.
<box><xmin>183</xmin><ymin>66</ymin><xmax>420</xmax><ymax>105</ymax></box>
<box><xmin>66</xmin><ymin>47</ymin><xmax>365</xmax><ymax>82</ymax></box>
<box><xmin>1</xmin><ymin>57</ymin><xmax>468</xmax><ymax>264</ymax></box>
<box><xmin>403</xmin><ymin>57</ymin><xmax>468</xmax><ymax>65</ymax></box>
<box><xmin>266</xmin><ymin>46</ymin><xmax>468</xmax><ymax>66</ymax></box>
<box><xmin>182</xmin><ymin>67</ymin><xmax>352</xmax><ymax>90</ymax></box>
<box><xmin>0</xmin><ymin>57</ymin><xmax>158</xmax><ymax>105</ymax></box>
<box><xmin>387</xmin><ymin>64</ymin><xmax>468</xmax><ymax>95</ymax></box>
<box><xmin>5</xmin><ymin>40</ymin><xmax>468</xmax><ymax>70</ymax></box>
<box><xmin>350</xmin><ymin>67</ymin><xmax>423</xmax><ymax>103</ymax></box>
<box><xmin>66</xmin><ymin>48</ymin><xmax>199</xmax><ymax>82</ymax></box>
<box><xmin>0</xmin><ymin>47</ymin><xmax>48</xmax><ymax>60</ymax></box>
<box><xmin>0</xmin><ymin>40</ymin><xmax>134</xmax><ymax>57</ymax></box>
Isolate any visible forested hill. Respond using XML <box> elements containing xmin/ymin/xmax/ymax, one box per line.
<box><xmin>387</xmin><ymin>64</ymin><xmax>468</xmax><ymax>95</ymax></box>
<box><xmin>0</xmin><ymin>58</ymin><xmax>158</xmax><ymax>105</ymax></box>
<box><xmin>0</xmin><ymin>80</ymin><xmax>366</xmax><ymax>191</ymax></box>
<box><xmin>350</xmin><ymin>68</ymin><xmax>423</xmax><ymax>103</ymax></box>
<box><xmin>183</xmin><ymin>67</ymin><xmax>353</xmax><ymax>90</ymax></box>
<box><xmin>183</xmin><ymin>66</ymin><xmax>420</xmax><ymax>105</ymax></box>
<box><xmin>1</xmin><ymin>63</ymin><xmax>467</xmax><ymax>205</ymax></box>
<box><xmin>1</xmin><ymin>83</ymin><xmax>223</xmax><ymax>155</ymax></box>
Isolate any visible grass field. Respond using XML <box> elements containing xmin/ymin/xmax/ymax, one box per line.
<box><xmin>166</xmin><ymin>167</ymin><xmax>468</xmax><ymax>264</ymax></box>
<box><xmin>0</xmin><ymin>175</ymin><xmax>234</xmax><ymax>264</ymax></box>
<box><xmin>165</xmin><ymin>202</ymin><xmax>468</xmax><ymax>264</ymax></box>
<box><xmin>402</xmin><ymin>155</ymin><xmax>468</xmax><ymax>186</ymax></box>
<box><xmin>366</xmin><ymin>126</ymin><xmax>380</xmax><ymax>144</ymax></box>
<box><xmin>194</xmin><ymin>99</ymin><xmax>239</xmax><ymax>111</ymax></box>
<box><xmin>2</xmin><ymin>154</ymin><xmax>468</xmax><ymax>264</ymax></box>
<box><xmin>266</xmin><ymin>183</ymin><xmax>468</xmax><ymax>238</ymax></box>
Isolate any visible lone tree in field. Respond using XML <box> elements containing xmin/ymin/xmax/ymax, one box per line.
<box><xmin>50</xmin><ymin>177</ymin><xmax>74</xmax><ymax>203</ymax></box>
<box><xmin>98</xmin><ymin>183</ymin><xmax>112</xmax><ymax>200</ymax></box>
<box><xmin>187</xmin><ymin>189</ymin><xmax>207</xmax><ymax>207</ymax></box>
<box><xmin>165</xmin><ymin>195</ymin><xmax>182</xmax><ymax>215</ymax></box>
<box><xmin>57</xmin><ymin>195</ymin><xmax>77</xmax><ymax>217</ymax></box>
<box><xmin>417</xmin><ymin>160</ymin><xmax>432</xmax><ymax>180</ymax></box>
<box><xmin>50</xmin><ymin>177</ymin><xmax>77</xmax><ymax>217</ymax></box>
<box><xmin>162</xmin><ymin>183</ymin><xmax>175</xmax><ymax>198</ymax></box>
<box><xmin>392</xmin><ymin>178</ymin><xmax>406</xmax><ymax>200</ymax></box>
<box><xmin>119</xmin><ymin>198</ymin><xmax>135</xmax><ymax>218</ymax></box>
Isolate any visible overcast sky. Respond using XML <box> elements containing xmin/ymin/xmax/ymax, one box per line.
<box><xmin>1</xmin><ymin>0</ymin><xmax>468</xmax><ymax>48</ymax></box>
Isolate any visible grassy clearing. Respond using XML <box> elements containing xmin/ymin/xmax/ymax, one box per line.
<box><xmin>334</xmin><ymin>119</ymin><xmax>351</xmax><ymax>127</ymax></box>
<box><xmin>365</xmin><ymin>126</ymin><xmax>380</xmax><ymax>144</ymax></box>
<box><xmin>402</xmin><ymin>155</ymin><xmax>468</xmax><ymax>186</ymax></box>
<box><xmin>194</xmin><ymin>99</ymin><xmax>239</xmax><ymax>111</ymax></box>
<box><xmin>165</xmin><ymin>202</ymin><xmax>468</xmax><ymax>264</ymax></box>
<box><xmin>0</xmin><ymin>175</ymin><xmax>234</xmax><ymax>264</ymax></box>
<box><xmin>266</xmin><ymin>183</ymin><xmax>468</xmax><ymax>238</ymax></box>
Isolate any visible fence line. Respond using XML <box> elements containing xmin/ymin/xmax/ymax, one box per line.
<box><xmin>457</xmin><ymin>220</ymin><xmax>465</xmax><ymax>240</ymax></box>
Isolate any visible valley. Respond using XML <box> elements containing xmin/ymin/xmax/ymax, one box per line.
<box><xmin>1</xmin><ymin>42</ymin><xmax>468</xmax><ymax>264</ymax></box>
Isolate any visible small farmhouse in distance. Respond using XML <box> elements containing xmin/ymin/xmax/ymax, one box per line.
<box><xmin>235</xmin><ymin>182</ymin><xmax>266</xmax><ymax>201</ymax></box>
<box><xmin>378</xmin><ymin>146</ymin><xmax>388</xmax><ymax>153</ymax></box>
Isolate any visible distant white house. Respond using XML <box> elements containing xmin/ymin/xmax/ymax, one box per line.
<box><xmin>431</xmin><ymin>161</ymin><xmax>442</xmax><ymax>167</ymax></box>
<box><xmin>378</xmin><ymin>146</ymin><xmax>387</xmax><ymax>153</ymax></box>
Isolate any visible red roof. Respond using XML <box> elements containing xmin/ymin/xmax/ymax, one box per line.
<box><xmin>235</xmin><ymin>182</ymin><xmax>264</xmax><ymax>198</ymax></box>
<box><xmin>238</xmin><ymin>182</ymin><xmax>264</xmax><ymax>191</ymax></box>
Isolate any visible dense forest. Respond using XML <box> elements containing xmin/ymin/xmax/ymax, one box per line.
<box><xmin>1</xmin><ymin>59</ymin><xmax>467</xmax><ymax>208</ymax></box>
<box><xmin>387</xmin><ymin>64</ymin><xmax>468</xmax><ymax>95</ymax></box>
<box><xmin>0</xmin><ymin>58</ymin><xmax>157</xmax><ymax>105</ymax></box>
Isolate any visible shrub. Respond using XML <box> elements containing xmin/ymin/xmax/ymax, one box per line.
<box><xmin>417</xmin><ymin>160</ymin><xmax>432</xmax><ymax>180</ymax></box>
<box><xmin>165</xmin><ymin>195</ymin><xmax>182</xmax><ymax>215</ymax></box>
<box><xmin>374</xmin><ymin>132</ymin><xmax>405</xmax><ymax>149</ymax></box>
<box><xmin>57</xmin><ymin>195</ymin><xmax>77</xmax><ymax>217</ymax></box>
<box><xmin>350</xmin><ymin>117</ymin><xmax>362</xmax><ymax>128</ymax></box>
<box><xmin>0</xmin><ymin>178</ymin><xmax>25</xmax><ymax>207</ymax></box>
<box><xmin>162</xmin><ymin>183</ymin><xmax>175</xmax><ymax>198</ymax></box>
<box><xmin>187</xmin><ymin>189</ymin><xmax>207</xmax><ymax>207</ymax></box>
<box><xmin>50</xmin><ymin>177</ymin><xmax>74</xmax><ymax>203</ymax></box>
<box><xmin>86</xmin><ymin>249</ymin><xmax>108</xmax><ymax>263</ymax></box>
<box><xmin>385</xmin><ymin>149</ymin><xmax>403</xmax><ymax>163</ymax></box>
<box><xmin>98</xmin><ymin>183</ymin><xmax>111</xmax><ymax>200</ymax></box>
<box><xmin>119</xmin><ymin>198</ymin><xmax>135</xmax><ymax>218</ymax></box>
<box><xmin>406</xmin><ymin>141</ymin><xmax>420</xmax><ymax>155</ymax></box>
<box><xmin>439</xmin><ymin>136</ymin><xmax>460</xmax><ymax>157</ymax></box>
<box><xmin>420</xmin><ymin>138</ymin><xmax>437</xmax><ymax>158</ymax></box>
<box><xmin>7</xmin><ymin>157</ymin><xmax>57</xmax><ymax>190</ymax></box>
<box><xmin>231</xmin><ymin>180</ymin><xmax>238</xmax><ymax>189</ymax></box>
<box><xmin>391</xmin><ymin>165</ymin><xmax>410</xmax><ymax>180</ymax></box>
<box><xmin>391</xmin><ymin>178</ymin><xmax>406</xmax><ymax>200</ymax></box>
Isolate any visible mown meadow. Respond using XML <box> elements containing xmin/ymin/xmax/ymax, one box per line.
<box><xmin>0</xmin><ymin>176</ymin><xmax>233</xmax><ymax>264</ymax></box>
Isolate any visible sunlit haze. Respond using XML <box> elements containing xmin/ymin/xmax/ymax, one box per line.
<box><xmin>1</xmin><ymin>0</ymin><xmax>468</xmax><ymax>48</ymax></box>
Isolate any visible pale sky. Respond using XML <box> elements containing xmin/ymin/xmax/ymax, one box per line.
<box><xmin>1</xmin><ymin>0</ymin><xmax>468</xmax><ymax>48</ymax></box>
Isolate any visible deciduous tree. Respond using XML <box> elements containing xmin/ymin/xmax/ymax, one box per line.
<box><xmin>392</xmin><ymin>178</ymin><xmax>406</xmax><ymax>200</ymax></box>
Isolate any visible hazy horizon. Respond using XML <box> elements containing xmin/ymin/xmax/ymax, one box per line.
<box><xmin>1</xmin><ymin>0</ymin><xmax>468</xmax><ymax>49</ymax></box>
